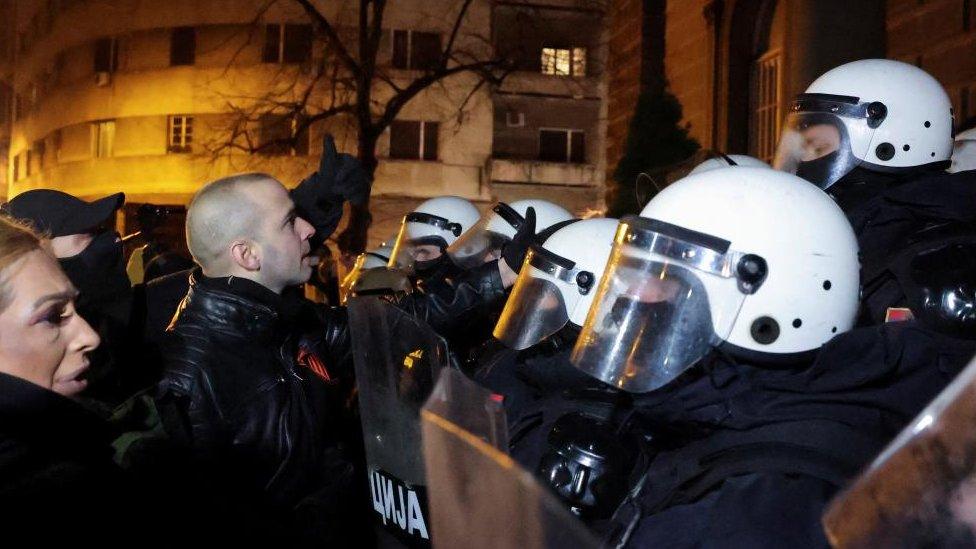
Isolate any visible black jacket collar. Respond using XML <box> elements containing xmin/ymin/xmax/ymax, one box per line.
<box><xmin>174</xmin><ymin>269</ymin><xmax>283</xmax><ymax>342</ymax></box>
<box><xmin>0</xmin><ymin>371</ymin><xmax>113</xmax><ymax>457</ymax></box>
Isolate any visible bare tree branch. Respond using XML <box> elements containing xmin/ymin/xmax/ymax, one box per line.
<box><xmin>294</xmin><ymin>0</ymin><xmax>362</xmax><ymax>76</ymax></box>
<box><xmin>376</xmin><ymin>59</ymin><xmax>511</xmax><ymax>131</ymax></box>
<box><xmin>440</xmin><ymin>0</ymin><xmax>474</xmax><ymax>69</ymax></box>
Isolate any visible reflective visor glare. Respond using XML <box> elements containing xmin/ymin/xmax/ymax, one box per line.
<box><xmin>493</xmin><ymin>263</ymin><xmax>571</xmax><ymax>350</ymax></box>
<box><xmin>447</xmin><ymin>214</ymin><xmax>508</xmax><ymax>270</ymax></box>
<box><xmin>571</xmin><ymin>238</ymin><xmax>748</xmax><ymax>393</ymax></box>
<box><xmin>773</xmin><ymin>111</ymin><xmax>877</xmax><ymax>190</ymax></box>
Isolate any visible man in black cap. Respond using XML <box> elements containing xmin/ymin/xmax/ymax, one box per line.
<box><xmin>5</xmin><ymin>190</ymin><xmax>134</xmax><ymax>402</ymax></box>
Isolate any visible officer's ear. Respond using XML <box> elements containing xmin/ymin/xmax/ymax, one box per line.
<box><xmin>230</xmin><ymin>239</ymin><xmax>261</xmax><ymax>272</ymax></box>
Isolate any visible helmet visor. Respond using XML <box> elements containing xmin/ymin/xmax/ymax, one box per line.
<box><xmin>388</xmin><ymin>212</ymin><xmax>459</xmax><ymax>273</ymax></box>
<box><xmin>447</xmin><ymin>203</ymin><xmax>523</xmax><ymax>269</ymax></box>
<box><xmin>571</xmin><ymin>217</ymin><xmax>753</xmax><ymax>393</ymax></box>
<box><xmin>773</xmin><ymin>94</ymin><xmax>882</xmax><ymax>190</ymax></box>
<box><xmin>493</xmin><ymin>247</ymin><xmax>580</xmax><ymax>350</ymax></box>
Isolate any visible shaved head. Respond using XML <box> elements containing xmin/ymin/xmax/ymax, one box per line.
<box><xmin>186</xmin><ymin>172</ymin><xmax>316</xmax><ymax>293</ymax></box>
<box><xmin>186</xmin><ymin>173</ymin><xmax>276</xmax><ymax>272</ymax></box>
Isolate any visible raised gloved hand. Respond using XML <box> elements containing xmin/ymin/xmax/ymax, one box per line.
<box><xmin>291</xmin><ymin>134</ymin><xmax>372</xmax><ymax>249</ymax></box>
<box><xmin>501</xmin><ymin>206</ymin><xmax>536</xmax><ymax>274</ymax></box>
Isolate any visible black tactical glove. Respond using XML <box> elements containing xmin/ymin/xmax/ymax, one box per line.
<box><xmin>291</xmin><ymin>134</ymin><xmax>372</xmax><ymax>249</ymax></box>
<box><xmin>501</xmin><ymin>206</ymin><xmax>536</xmax><ymax>274</ymax></box>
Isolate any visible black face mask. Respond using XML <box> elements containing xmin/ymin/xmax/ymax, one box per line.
<box><xmin>59</xmin><ymin>231</ymin><xmax>132</xmax><ymax>321</ymax></box>
<box><xmin>608</xmin><ymin>298</ymin><xmax>676</xmax><ymax>328</ymax></box>
<box><xmin>413</xmin><ymin>252</ymin><xmax>449</xmax><ymax>277</ymax></box>
<box><xmin>795</xmin><ymin>149</ymin><xmax>844</xmax><ymax>190</ymax></box>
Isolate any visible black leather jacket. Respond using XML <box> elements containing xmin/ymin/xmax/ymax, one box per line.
<box><xmin>156</xmin><ymin>269</ymin><xmax>354</xmax><ymax>513</ymax></box>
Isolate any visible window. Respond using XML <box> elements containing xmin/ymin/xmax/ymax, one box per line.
<box><xmin>751</xmin><ymin>50</ymin><xmax>782</xmax><ymax>163</ymax></box>
<box><xmin>539</xmin><ymin>129</ymin><xmax>585</xmax><ymax>163</ymax></box>
<box><xmin>53</xmin><ymin>129</ymin><xmax>62</xmax><ymax>162</ymax></box>
<box><xmin>392</xmin><ymin>30</ymin><xmax>442</xmax><ymax>70</ymax></box>
<box><xmin>94</xmin><ymin>37</ymin><xmax>118</xmax><ymax>73</ymax></box>
<box><xmin>258</xmin><ymin>114</ymin><xmax>309</xmax><ymax>156</ymax></box>
<box><xmin>12</xmin><ymin>153</ymin><xmax>19</xmax><ymax>182</ymax></box>
<box><xmin>34</xmin><ymin>140</ymin><xmax>45</xmax><ymax>170</ymax></box>
<box><xmin>13</xmin><ymin>93</ymin><xmax>24</xmax><ymax>122</ymax></box>
<box><xmin>170</xmin><ymin>27</ymin><xmax>196</xmax><ymax>66</ymax></box>
<box><xmin>390</xmin><ymin>120</ymin><xmax>439</xmax><ymax>160</ymax></box>
<box><xmin>91</xmin><ymin>120</ymin><xmax>115</xmax><ymax>158</ymax></box>
<box><xmin>168</xmin><ymin>115</ymin><xmax>194</xmax><ymax>152</ymax></box>
<box><xmin>25</xmin><ymin>150</ymin><xmax>32</xmax><ymax>178</ymax></box>
<box><xmin>505</xmin><ymin>111</ymin><xmax>525</xmax><ymax>128</ymax></box>
<box><xmin>541</xmin><ymin>47</ymin><xmax>586</xmax><ymax>77</ymax></box>
<box><xmin>263</xmin><ymin>24</ymin><xmax>312</xmax><ymax>64</ymax></box>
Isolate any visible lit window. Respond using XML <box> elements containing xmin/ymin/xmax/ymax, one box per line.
<box><xmin>541</xmin><ymin>47</ymin><xmax>586</xmax><ymax>77</ymax></box>
<box><xmin>168</xmin><ymin>115</ymin><xmax>194</xmax><ymax>153</ymax></box>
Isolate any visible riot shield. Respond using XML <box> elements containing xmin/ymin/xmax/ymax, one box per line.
<box><xmin>823</xmin><ymin>354</ymin><xmax>976</xmax><ymax>548</ymax></box>
<box><xmin>348</xmin><ymin>296</ymin><xmax>450</xmax><ymax>547</ymax></box>
<box><xmin>421</xmin><ymin>368</ymin><xmax>598</xmax><ymax>549</ymax></box>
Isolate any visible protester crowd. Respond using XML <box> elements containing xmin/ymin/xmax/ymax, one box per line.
<box><xmin>1</xmin><ymin>58</ymin><xmax>975</xmax><ymax>548</ymax></box>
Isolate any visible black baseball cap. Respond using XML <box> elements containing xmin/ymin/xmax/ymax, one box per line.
<box><xmin>4</xmin><ymin>190</ymin><xmax>125</xmax><ymax>237</ymax></box>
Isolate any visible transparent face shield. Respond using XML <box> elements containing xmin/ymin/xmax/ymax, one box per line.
<box><xmin>388</xmin><ymin>212</ymin><xmax>462</xmax><ymax>273</ymax></box>
<box><xmin>773</xmin><ymin>94</ymin><xmax>886</xmax><ymax>190</ymax></box>
<box><xmin>493</xmin><ymin>245</ymin><xmax>596</xmax><ymax>351</ymax></box>
<box><xmin>447</xmin><ymin>203</ymin><xmax>523</xmax><ymax>270</ymax></box>
<box><xmin>571</xmin><ymin>217</ymin><xmax>766</xmax><ymax>393</ymax></box>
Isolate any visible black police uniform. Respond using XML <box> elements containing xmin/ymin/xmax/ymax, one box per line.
<box><xmin>609</xmin><ymin>320</ymin><xmax>974</xmax><ymax>548</ymax></box>
<box><xmin>834</xmin><ymin>168</ymin><xmax>976</xmax><ymax>331</ymax></box>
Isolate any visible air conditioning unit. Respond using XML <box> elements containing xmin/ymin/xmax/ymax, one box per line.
<box><xmin>506</xmin><ymin>111</ymin><xmax>525</xmax><ymax>128</ymax></box>
<box><xmin>94</xmin><ymin>71</ymin><xmax>111</xmax><ymax>87</ymax></box>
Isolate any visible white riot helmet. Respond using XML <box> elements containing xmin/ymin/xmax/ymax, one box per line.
<box><xmin>493</xmin><ymin>218</ymin><xmax>618</xmax><ymax>350</ymax></box>
<box><xmin>447</xmin><ymin>199</ymin><xmax>573</xmax><ymax>269</ymax></box>
<box><xmin>774</xmin><ymin>59</ymin><xmax>953</xmax><ymax>190</ymax></box>
<box><xmin>571</xmin><ymin>167</ymin><xmax>860</xmax><ymax>393</ymax></box>
<box><xmin>950</xmin><ymin>127</ymin><xmax>976</xmax><ymax>173</ymax></box>
<box><xmin>388</xmin><ymin>196</ymin><xmax>480</xmax><ymax>272</ymax></box>
<box><xmin>688</xmin><ymin>154</ymin><xmax>770</xmax><ymax>175</ymax></box>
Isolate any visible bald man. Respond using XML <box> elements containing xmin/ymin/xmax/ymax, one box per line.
<box><xmin>156</xmin><ymin>173</ymin><xmax>360</xmax><ymax>544</ymax></box>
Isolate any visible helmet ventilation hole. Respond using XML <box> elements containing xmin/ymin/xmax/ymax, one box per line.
<box><xmin>792</xmin><ymin>318</ymin><xmax>803</xmax><ymax>328</ymax></box>
<box><xmin>750</xmin><ymin>316</ymin><xmax>780</xmax><ymax>345</ymax></box>
<box><xmin>924</xmin><ymin>121</ymin><xmax>931</xmax><ymax>128</ymax></box>
<box><xmin>876</xmin><ymin>143</ymin><xmax>895</xmax><ymax>161</ymax></box>
<box><xmin>822</xmin><ymin>280</ymin><xmax>832</xmax><ymax>290</ymax></box>
<box><xmin>903</xmin><ymin>144</ymin><xmax>911</xmax><ymax>151</ymax></box>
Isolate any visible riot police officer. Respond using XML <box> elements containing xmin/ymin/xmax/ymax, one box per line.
<box><xmin>387</xmin><ymin>197</ymin><xmax>575</xmax><ymax>363</ymax></box>
<box><xmin>387</xmin><ymin>196</ymin><xmax>482</xmax><ymax>281</ymax></box>
<box><xmin>774</xmin><ymin>58</ymin><xmax>976</xmax><ymax>333</ymax></box>
<box><xmin>561</xmin><ymin>166</ymin><xmax>970</xmax><ymax>547</ymax></box>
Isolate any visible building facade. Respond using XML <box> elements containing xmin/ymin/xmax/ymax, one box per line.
<box><xmin>3</xmin><ymin>0</ymin><xmax>607</xmax><ymax>245</ymax></box>
<box><xmin>606</xmin><ymin>0</ymin><xmax>976</xmax><ymax>197</ymax></box>
<box><xmin>606</xmin><ymin>0</ymin><xmax>888</xmax><ymax>186</ymax></box>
